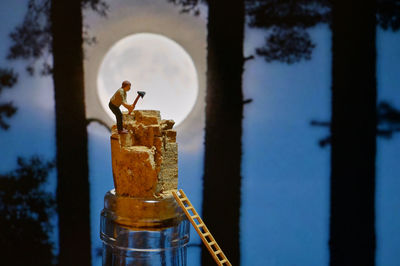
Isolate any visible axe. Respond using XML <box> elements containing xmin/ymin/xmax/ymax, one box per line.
<box><xmin>129</xmin><ymin>91</ymin><xmax>146</xmax><ymax>114</ymax></box>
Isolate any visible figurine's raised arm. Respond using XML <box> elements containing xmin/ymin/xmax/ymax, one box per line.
<box><xmin>128</xmin><ymin>91</ymin><xmax>146</xmax><ymax>114</ymax></box>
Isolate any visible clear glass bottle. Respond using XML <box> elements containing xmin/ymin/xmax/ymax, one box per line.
<box><xmin>100</xmin><ymin>189</ymin><xmax>190</xmax><ymax>266</ymax></box>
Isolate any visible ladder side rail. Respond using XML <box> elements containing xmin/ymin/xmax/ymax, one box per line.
<box><xmin>194</xmin><ymin>215</ymin><xmax>231</xmax><ymax>265</ymax></box>
<box><xmin>172</xmin><ymin>191</ymin><xmax>223</xmax><ymax>264</ymax></box>
<box><xmin>172</xmin><ymin>190</ymin><xmax>232</xmax><ymax>266</ymax></box>
<box><xmin>178</xmin><ymin>189</ymin><xmax>208</xmax><ymax>228</ymax></box>
<box><xmin>176</xmin><ymin>190</ymin><xmax>204</xmax><ymax>225</ymax></box>
<box><xmin>178</xmin><ymin>190</ymin><xmax>221</xmax><ymax>249</ymax></box>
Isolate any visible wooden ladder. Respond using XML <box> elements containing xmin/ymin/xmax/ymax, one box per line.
<box><xmin>172</xmin><ymin>189</ymin><xmax>232</xmax><ymax>266</ymax></box>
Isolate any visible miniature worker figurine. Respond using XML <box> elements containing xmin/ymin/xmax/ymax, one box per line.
<box><xmin>109</xmin><ymin>80</ymin><xmax>135</xmax><ymax>134</ymax></box>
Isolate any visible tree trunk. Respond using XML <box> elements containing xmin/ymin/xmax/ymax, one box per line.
<box><xmin>51</xmin><ymin>1</ymin><xmax>91</xmax><ymax>265</ymax></box>
<box><xmin>329</xmin><ymin>0</ymin><xmax>376</xmax><ymax>265</ymax></box>
<box><xmin>201</xmin><ymin>0</ymin><xmax>245</xmax><ymax>265</ymax></box>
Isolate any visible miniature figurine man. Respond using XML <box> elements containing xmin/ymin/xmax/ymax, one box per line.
<box><xmin>109</xmin><ymin>80</ymin><xmax>135</xmax><ymax>134</ymax></box>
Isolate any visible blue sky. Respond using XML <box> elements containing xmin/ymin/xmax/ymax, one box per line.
<box><xmin>0</xmin><ymin>1</ymin><xmax>399</xmax><ymax>265</ymax></box>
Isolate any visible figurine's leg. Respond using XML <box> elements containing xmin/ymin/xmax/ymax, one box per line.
<box><xmin>109</xmin><ymin>102</ymin><xmax>123</xmax><ymax>131</ymax></box>
<box><xmin>115</xmin><ymin>110</ymin><xmax>123</xmax><ymax>131</ymax></box>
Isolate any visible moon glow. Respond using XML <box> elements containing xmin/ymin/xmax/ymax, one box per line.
<box><xmin>97</xmin><ymin>33</ymin><xmax>199</xmax><ymax>126</ymax></box>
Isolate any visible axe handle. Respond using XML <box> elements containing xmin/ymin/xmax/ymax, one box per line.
<box><xmin>128</xmin><ymin>94</ymin><xmax>141</xmax><ymax>114</ymax></box>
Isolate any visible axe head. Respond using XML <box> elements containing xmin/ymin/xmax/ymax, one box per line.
<box><xmin>137</xmin><ymin>91</ymin><xmax>146</xmax><ymax>98</ymax></box>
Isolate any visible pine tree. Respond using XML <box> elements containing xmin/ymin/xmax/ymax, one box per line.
<box><xmin>6</xmin><ymin>1</ymin><xmax>108</xmax><ymax>264</ymax></box>
<box><xmin>0</xmin><ymin>156</ymin><xmax>56</xmax><ymax>265</ymax></box>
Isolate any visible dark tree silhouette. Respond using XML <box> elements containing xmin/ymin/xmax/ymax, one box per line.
<box><xmin>0</xmin><ymin>28</ymin><xmax>56</xmax><ymax>266</ymax></box>
<box><xmin>311</xmin><ymin>100</ymin><xmax>400</xmax><ymax>147</ymax></box>
<box><xmin>201</xmin><ymin>1</ymin><xmax>245</xmax><ymax>265</ymax></box>
<box><xmin>248</xmin><ymin>0</ymin><xmax>400</xmax><ymax>265</ymax></box>
<box><xmin>51</xmin><ymin>1</ymin><xmax>91</xmax><ymax>264</ymax></box>
<box><xmin>329</xmin><ymin>1</ymin><xmax>377</xmax><ymax>264</ymax></box>
<box><xmin>376</xmin><ymin>101</ymin><xmax>400</xmax><ymax>138</ymax></box>
<box><xmin>169</xmin><ymin>0</ymin><xmax>245</xmax><ymax>264</ymax></box>
<box><xmin>170</xmin><ymin>1</ymin><xmax>400</xmax><ymax>265</ymax></box>
<box><xmin>7</xmin><ymin>0</ymin><xmax>107</xmax><ymax>264</ymax></box>
<box><xmin>246</xmin><ymin>0</ymin><xmax>330</xmax><ymax>63</ymax></box>
<box><xmin>0</xmin><ymin>68</ymin><xmax>18</xmax><ymax>130</ymax></box>
<box><xmin>0</xmin><ymin>156</ymin><xmax>56</xmax><ymax>265</ymax></box>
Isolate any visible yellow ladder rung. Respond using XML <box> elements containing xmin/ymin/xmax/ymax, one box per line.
<box><xmin>172</xmin><ymin>189</ymin><xmax>231</xmax><ymax>266</ymax></box>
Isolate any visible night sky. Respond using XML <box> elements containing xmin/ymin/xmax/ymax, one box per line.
<box><xmin>0</xmin><ymin>1</ymin><xmax>399</xmax><ymax>265</ymax></box>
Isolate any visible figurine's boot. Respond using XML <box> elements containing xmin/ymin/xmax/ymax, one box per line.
<box><xmin>118</xmin><ymin>129</ymin><xmax>129</xmax><ymax>134</ymax></box>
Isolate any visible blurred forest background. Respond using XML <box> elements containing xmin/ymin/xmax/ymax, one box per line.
<box><xmin>0</xmin><ymin>0</ymin><xmax>400</xmax><ymax>265</ymax></box>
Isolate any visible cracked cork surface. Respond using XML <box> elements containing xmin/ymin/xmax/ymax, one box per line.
<box><xmin>110</xmin><ymin>110</ymin><xmax>178</xmax><ymax>199</ymax></box>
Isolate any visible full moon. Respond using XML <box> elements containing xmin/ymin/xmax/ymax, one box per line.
<box><xmin>97</xmin><ymin>33</ymin><xmax>199</xmax><ymax>126</ymax></box>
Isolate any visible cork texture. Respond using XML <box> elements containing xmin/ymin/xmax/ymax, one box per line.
<box><xmin>110</xmin><ymin>110</ymin><xmax>178</xmax><ymax>199</ymax></box>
